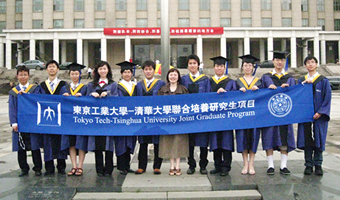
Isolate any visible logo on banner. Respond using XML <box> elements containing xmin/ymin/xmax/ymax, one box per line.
<box><xmin>268</xmin><ymin>93</ymin><xmax>292</xmax><ymax>117</ymax></box>
<box><xmin>37</xmin><ymin>101</ymin><xmax>61</xmax><ymax>126</ymax></box>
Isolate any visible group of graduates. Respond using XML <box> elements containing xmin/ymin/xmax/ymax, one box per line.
<box><xmin>9</xmin><ymin>51</ymin><xmax>331</xmax><ymax>178</ymax></box>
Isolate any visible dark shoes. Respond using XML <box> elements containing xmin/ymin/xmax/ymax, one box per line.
<box><xmin>19</xmin><ymin>171</ymin><xmax>28</xmax><ymax>177</ymax></box>
<box><xmin>220</xmin><ymin>169</ymin><xmax>229</xmax><ymax>176</ymax></box>
<box><xmin>280</xmin><ymin>167</ymin><xmax>291</xmax><ymax>175</ymax></box>
<box><xmin>187</xmin><ymin>168</ymin><xmax>195</xmax><ymax>174</ymax></box>
<box><xmin>315</xmin><ymin>165</ymin><xmax>323</xmax><ymax>176</ymax></box>
<box><xmin>266</xmin><ymin>167</ymin><xmax>275</xmax><ymax>175</ymax></box>
<box><xmin>58</xmin><ymin>170</ymin><xmax>66</xmax><ymax>175</ymax></box>
<box><xmin>200</xmin><ymin>168</ymin><xmax>207</xmax><ymax>174</ymax></box>
<box><xmin>35</xmin><ymin>170</ymin><xmax>42</xmax><ymax>176</ymax></box>
<box><xmin>304</xmin><ymin>166</ymin><xmax>313</xmax><ymax>175</ymax></box>
<box><xmin>43</xmin><ymin>171</ymin><xmax>55</xmax><ymax>176</ymax></box>
<box><xmin>210</xmin><ymin>168</ymin><xmax>222</xmax><ymax>174</ymax></box>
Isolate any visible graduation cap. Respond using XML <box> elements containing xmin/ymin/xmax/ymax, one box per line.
<box><xmin>66</xmin><ymin>62</ymin><xmax>86</xmax><ymax>71</ymax></box>
<box><xmin>116</xmin><ymin>61</ymin><xmax>136</xmax><ymax>71</ymax></box>
<box><xmin>210</xmin><ymin>56</ymin><xmax>230</xmax><ymax>65</ymax></box>
<box><xmin>238</xmin><ymin>54</ymin><xmax>260</xmax><ymax>64</ymax></box>
<box><xmin>272</xmin><ymin>51</ymin><xmax>288</xmax><ymax>59</ymax></box>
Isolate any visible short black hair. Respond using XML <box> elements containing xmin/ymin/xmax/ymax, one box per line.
<box><xmin>120</xmin><ymin>68</ymin><xmax>133</xmax><ymax>74</ymax></box>
<box><xmin>142</xmin><ymin>60</ymin><xmax>156</xmax><ymax>70</ymax></box>
<box><xmin>304</xmin><ymin>56</ymin><xmax>318</xmax><ymax>65</ymax></box>
<box><xmin>186</xmin><ymin>54</ymin><xmax>200</xmax><ymax>66</ymax></box>
<box><xmin>166</xmin><ymin>68</ymin><xmax>181</xmax><ymax>83</ymax></box>
<box><xmin>45</xmin><ymin>60</ymin><xmax>59</xmax><ymax>69</ymax></box>
<box><xmin>17</xmin><ymin>65</ymin><xmax>29</xmax><ymax>75</ymax></box>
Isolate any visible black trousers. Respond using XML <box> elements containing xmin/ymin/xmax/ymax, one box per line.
<box><xmin>138</xmin><ymin>143</ymin><xmax>162</xmax><ymax>170</ymax></box>
<box><xmin>187</xmin><ymin>146</ymin><xmax>208</xmax><ymax>169</ymax></box>
<box><xmin>117</xmin><ymin>150</ymin><xmax>131</xmax><ymax>171</ymax></box>
<box><xmin>95</xmin><ymin>150</ymin><xmax>113</xmax><ymax>175</ymax></box>
<box><xmin>18</xmin><ymin>149</ymin><xmax>42</xmax><ymax>172</ymax></box>
<box><xmin>45</xmin><ymin>159</ymin><xmax>66</xmax><ymax>173</ymax></box>
<box><xmin>213</xmin><ymin>148</ymin><xmax>232</xmax><ymax>172</ymax></box>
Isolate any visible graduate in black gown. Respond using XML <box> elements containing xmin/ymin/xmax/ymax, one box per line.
<box><xmin>115</xmin><ymin>61</ymin><xmax>137</xmax><ymax>175</ymax></box>
<box><xmin>39</xmin><ymin>60</ymin><xmax>67</xmax><ymax>175</ymax></box>
<box><xmin>60</xmin><ymin>63</ymin><xmax>88</xmax><ymax>176</ymax></box>
<box><xmin>209</xmin><ymin>56</ymin><xmax>236</xmax><ymax>176</ymax></box>
<box><xmin>87</xmin><ymin>61</ymin><xmax>118</xmax><ymax>176</ymax></box>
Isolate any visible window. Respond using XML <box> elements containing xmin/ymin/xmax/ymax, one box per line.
<box><xmin>74</xmin><ymin>0</ymin><xmax>84</xmax><ymax>11</ymax></box>
<box><xmin>178</xmin><ymin>18</ymin><xmax>189</xmax><ymax>27</ymax></box>
<box><xmin>115</xmin><ymin>19</ymin><xmax>126</xmax><ymax>27</ymax></box>
<box><xmin>33</xmin><ymin>0</ymin><xmax>43</xmax><ymax>12</ymax></box>
<box><xmin>282</xmin><ymin>18</ymin><xmax>292</xmax><ymax>27</ymax></box>
<box><xmin>0</xmin><ymin>21</ymin><xmax>5</xmax><ymax>33</ymax></box>
<box><xmin>53</xmin><ymin>19</ymin><xmax>64</xmax><ymax>28</ymax></box>
<box><xmin>15</xmin><ymin>21</ymin><xmax>22</xmax><ymax>29</ymax></box>
<box><xmin>16</xmin><ymin>0</ymin><xmax>22</xmax><ymax>13</ymax></box>
<box><xmin>241</xmin><ymin>0</ymin><xmax>251</xmax><ymax>10</ymax></box>
<box><xmin>262</xmin><ymin>18</ymin><xmax>272</xmax><ymax>27</ymax></box>
<box><xmin>199</xmin><ymin>18</ymin><xmax>210</xmax><ymax>27</ymax></box>
<box><xmin>301</xmin><ymin>0</ymin><xmax>308</xmax><ymax>11</ymax></box>
<box><xmin>220</xmin><ymin>18</ymin><xmax>231</xmax><ymax>27</ymax></box>
<box><xmin>33</xmin><ymin>20</ymin><xmax>43</xmax><ymax>29</ymax></box>
<box><xmin>317</xmin><ymin>0</ymin><xmax>324</xmax><ymax>11</ymax></box>
<box><xmin>261</xmin><ymin>0</ymin><xmax>271</xmax><ymax>10</ymax></box>
<box><xmin>282</xmin><ymin>0</ymin><xmax>291</xmax><ymax>10</ymax></box>
<box><xmin>136</xmin><ymin>18</ymin><xmax>148</xmax><ymax>27</ymax></box>
<box><xmin>220</xmin><ymin>0</ymin><xmax>231</xmax><ymax>10</ymax></box>
<box><xmin>53</xmin><ymin>0</ymin><xmax>64</xmax><ymax>11</ymax></box>
<box><xmin>334</xmin><ymin>0</ymin><xmax>340</xmax><ymax>11</ymax></box>
<box><xmin>302</xmin><ymin>19</ymin><xmax>309</xmax><ymax>27</ymax></box>
<box><xmin>0</xmin><ymin>1</ymin><xmax>6</xmax><ymax>14</ymax></box>
<box><xmin>116</xmin><ymin>0</ymin><xmax>126</xmax><ymax>10</ymax></box>
<box><xmin>200</xmin><ymin>0</ymin><xmax>210</xmax><ymax>11</ymax></box>
<box><xmin>95</xmin><ymin>0</ymin><xmax>105</xmax><ymax>11</ymax></box>
<box><xmin>241</xmin><ymin>18</ymin><xmax>252</xmax><ymax>27</ymax></box>
<box><xmin>137</xmin><ymin>0</ymin><xmax>147</xmax><ymax>11</ymax></box>
<box><xmin>178</xmin><ymin>0</ymin><xmax>189</xmax><ymax>10</ymax></box>
<box><xmin>74</xmin><ymin>19</ymin><xmax>84</xmax><ymax>28</ymax></box>
<box><xmin>334</xmin><ymin>19</ymin><xmax>340</xmax><ymax>31</ymax></box>
<box><xmin>95</xmin><ymin>19</ymin><xmax>106</xmax><ymax>28</ymax></box>
<box><xmin>318</xmin><ymin>19</ymin><xmax>325</xmax><ymax>31</ymax></box>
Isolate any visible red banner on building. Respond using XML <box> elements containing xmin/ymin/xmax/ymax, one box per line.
<box><xmin>104</xmin><ymin>27</ymin><xmax>224</xmax><ymax>36</ymax></box>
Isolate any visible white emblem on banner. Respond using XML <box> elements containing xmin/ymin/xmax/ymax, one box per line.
<box><xmin>268</xmin><ymin>93</ymin><xmax>292</xmax><ymax>117</ymax></box>
<box><xmin>37</xmin><ymin>101</ymin><xmax>61</xmax><ymax>126</ymax></box>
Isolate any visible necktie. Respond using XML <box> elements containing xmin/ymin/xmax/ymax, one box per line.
<box><xmin>147</xmin><ymin>81</ymin><xmax>151</xmax><ymax>87</ymax></box>
<box><xmin>192</xmin><ymin>76</ymin><xmax>196</xmax><ymax>79</ymax></box>
<box><xmin>50</xmin><ymin>82</ymin><xmax>54</xmax><ymax>91</ymax></box>
<box><xmin>22</xmin><ymin>86</ymin><xmax>27</xmax><ymax>91</ymax></box>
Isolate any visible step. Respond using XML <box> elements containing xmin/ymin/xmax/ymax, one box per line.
<box><xmin>73</xmin><ymin>190</ymin><xmax>261</xmax><ymax>200</ymax></box>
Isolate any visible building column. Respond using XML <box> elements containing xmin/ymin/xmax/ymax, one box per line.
<box><xmin>281</xmin><ymin>38</ymin><xmax>287</xmax><ymax>51</ymax></box>
<box><xmin>101</xmin><ymin>38</ymin><xmax>107</xmax><ymax>61</ymax></box>
<box><xmin>303</xmin><ymin>40</ymin><xmax>308</xmax><ymax>60</ymax></box>
<box><xmin>77</xmin><ymin>38</ymin><xmax>83</xmax><ymax>64</ymax></box>
<box><xmin>290</xmin><ymin>31</ymin><xmax>297</xmax><ymax>68</ymax></box>
<box><xmin>0</xmin><ymin>41</ymin><xmax>4</xmax><ymax>68</ymax></box>
<box><xmin>84</xmin><ymin>40</ymin><xmax>89</xmax><ymax>67</ymax></box>
<box><xmin>197</xmin><ymin>35</ymin><xmax>203</xmax><ymax>62</ymax></box>
<box><xmin>53</xmin><ymin>38</ymin><xmax>59</xmax><ymax>62</ymax></box>
<box><xmin>124</xmin><ymin>36</ymin><xmax>130</xmax><ymax>61</ymax></box>
<box><xmin>260</xmin><ymin>38</ymin><xmax>265</xmax><ymax>61</ymax></box>
<box><xmin>244</xmin><ymin>31</ymin><xmax>250</xmax><ymax>54</ymax></box>
<box><xmin>220</xmin><ymin>36</ymin><xmax>226</xmax><ymax>57</ymax></box>
<box><xmin>39</xmin><ymin>41</ymin><xmax>44</xmax><ymax>60</ymax></box>
<box><xmin>320</xmin><ymin>37</ymin><xmax>326</xmax><ymax>65</ymax></box>
<box><xmin>29</xmin><ymin>38</ymin><xmax>36</xmax><ymax>60</ymax></box>
<box><xmin>172</xmin><ymin>44</ymin><xmax>177</xmax><ymax>67</ymax></box>
<box><xmin>61</xmin><ymin>41</ymin><xmax>66</xmax><ymax>64</ymax></box>
<box><xmin>238</xmin><ymin>39</ymin><xmax>243</xmax><ymax>68</ymax></box>
<box><xmin>5</xmin><ymin>39</ymin><xmax>11</xmax><ymax>69</ymax></box>
<box><xmin>17</xmin><ymin>42</ymin><xmax>23</xmax><ymax>64</ymax></box>
<box><xmin>338</xmin><ymin>40</ymin><xmax>340</xmax><ymax>61</ymax></box>
<box><xmin>267</xmin><ymin>31</ymin><xmax>273</xmax><ymax>60</ymax></box>
<box><xmin>314</xmin><ymin>32</ymin><xmax>320</xmax><ymax>63</ymax></box>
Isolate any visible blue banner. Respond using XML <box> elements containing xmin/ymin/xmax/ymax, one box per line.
<box><xmin>18</xmin><ymin>84</ymin><xmax>314</xmax><ymax>136</ymax></box>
